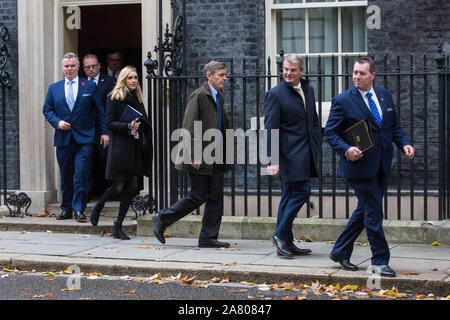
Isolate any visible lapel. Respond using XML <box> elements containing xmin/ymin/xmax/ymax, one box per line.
<box><xmin>72</xmin><ymin>79</ymin><xmax>85</xmax><ymax>112</ymax></box>
<box><xmin>350</xmin><ymin>86</ymin><xmax>378</xmax><ymax>126</ymax></box>
<box><xmin>283</xmin><ymin>80</ymin><xmax>306</xmax><ymax>116</ymax></box>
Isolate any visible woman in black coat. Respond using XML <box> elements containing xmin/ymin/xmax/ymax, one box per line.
<box><xmin>90</xmin><ymin>65</ymin><xmax>152</xmax><ymax>240</ymax></box>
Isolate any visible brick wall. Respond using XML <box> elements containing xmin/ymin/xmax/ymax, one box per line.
<box><xmin>0</xmin><ymin>0</ymin><xmax>19</xmax><ymax>192</ymax></box>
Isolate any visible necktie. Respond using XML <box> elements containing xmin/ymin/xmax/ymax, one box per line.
<box><xmin>366</xmin><ymin>92</ymin><xmax>382</xmax><ymax>126</ymax></box>
<box><xmin>215</xmin><ymin>93</ymin><xmax>222</xmax><ymax>146</ymax></box>
<box><xmin>296</xmin><ymin>86</ymin><xmax>306</xmax><ymax>110</ymax></box>
<box><xmin>67</xmin><ymin>80</ymin><xmax>75</xmax><ymax>112</ymax></box>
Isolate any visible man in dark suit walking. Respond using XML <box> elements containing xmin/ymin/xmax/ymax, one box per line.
<box><xmin>264</xmin><ymin>54</ymin><xmax>321</xmax><ymax>258</ymax></box>
<box><xmin>152</xmin><ymin>61</ymin><xmax>231</xmax><ymax>248</ymax></box>
<box><xmin>83</xmin><ymin>53</ymin><xmax>115</xmax><ymax>197</ymax></box>
<box><xmin>324</xmin><ymin>57</ymin><xmax>415</xmax><ymax>277</ymax></box>
<box><xmin>43</xmin><ymin>52</ymin><xmax>109</xmax><ymax>222</ymax></box>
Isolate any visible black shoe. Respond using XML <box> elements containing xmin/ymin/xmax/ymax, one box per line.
<box><xmin>90</xmin><ymin>203</ymin><xmax>104</xmax><ymax>226</ymax></box>
<box><xmin>56</xmin><ymin>210</ymin><xmax>73</xmax><ymax>220</ymax></box>
<box><xmin>329</xmin><ymin>253</ymin><xmax>359</xmax><ymax>271</ymax></box>
<box><xmin>372</xmin><ymin>265</ymin><xmax>396</xmax><ymax>277</ymax></box>
<box><xmin>152</xmin><ymin>213</ymin><xmax>166</xmax><ymax>244</ymax></box>
<box><xmin>198</xmin><ymin>239</ymin><xmax>230</xmax><ymax>248</ymax></box>
<box><xmin>272</xmin><ymin>236</ymin><xmax>294</xmax><ymax>259</ymax></box>
<box><xmin>113</xmin><ymin>221</ymin><xmax>130</xmax><ymax>240</ymax></box>
<box><xmin>288</xmin><ymin>243</ymin><xmax>312</xmax><ymax>256</ymax></box>
<box><xmin>74</xmin><ymin>211</ymin><xmax>87</xmax><ymax>222</ymax></box>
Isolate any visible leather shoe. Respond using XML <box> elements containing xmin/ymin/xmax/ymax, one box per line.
<box><xmin>56</xmin><ymin>210</ymin><xmax>73</xmax><ymax>220</ymax></box>
<box><xmin>272</xmin><ymin>236</ymin><xmax>294</xmax><ymax>259</ymax></box>
<box><xmin>198</xmin><ymin>239</ymin><xmax>230</xmax><ymax>248</ymax></box>
<box><xmin>152</xmin><ymin>213</ymin><xmax>166</xmax><ymax>244</ymax></box>
<box><xmin>372</xmin><ymin>265</ymin><xmax>396</xmax><ymax>277</ymax></box>
<box><xmin>288</xmin><ymin>243</ymin><xmax>312</xmax><ymax>256</ymax></box>
<box><xmin>329</xmin><ymin>253</ymin><xmax>358</xmax><ymax>271</ymax></box>
<box><xmin>74</xmin><ymin>211</ymin><xmax>87</xmax><ymax>222</ymax></box>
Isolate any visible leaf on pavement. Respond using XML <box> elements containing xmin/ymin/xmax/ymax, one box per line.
<box><xmin>182</xmin><ymin>276</ymin><xmax>196</xmax><ymax>285</ymax></box>
<box><xmin>221</xmin><ymin>261</ymin><xmax>236</xmax><ymax>266</ymax></box>
<box><xmin>431</xmin><ymin>241</ymin><xmax>442</xmax><ymax>246</ymax></box>
<box><xmin>401</xmin><ymin>271</ymin><xmax>420</xmax><ymax>276</ymax></box>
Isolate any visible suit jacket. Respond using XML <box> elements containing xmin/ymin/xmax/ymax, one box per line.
<box><xmin>174</xmin><ymin>82</ymin><xmax>232</xmax><ymax>176</ymax></box>
<box><xmin>95</xmin><ymin>73</ymin><xmax>116</xmax><ymax>107</ymax></box>
<box><xmin>43</xmin><ymin>78</ymin><xmax>108</xmax><ymax>147</ymax></box>
<box><xmin>264</xmin><ymin>79</ymin><xmax>321</xmax><ymax>182</ymax></box>
<box><xmin>323</xmin><ymin>85</ymin><xmax>411</xmax><ymax>180</ymax></box>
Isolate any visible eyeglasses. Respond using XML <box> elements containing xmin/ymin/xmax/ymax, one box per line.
<box><xmin>84</xmin><ymin>64</ymin><xmax>99</xmax><ymax>70</ymax></box>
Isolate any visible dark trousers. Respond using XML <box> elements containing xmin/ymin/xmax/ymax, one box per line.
<box><xmin>158</xmin><ymin>166</ymin><xmax>224</xmax><ymax>240</ymax></box>
<box><xmin>56</xmin><ymin>139</ymin><xmax>94</xmax><ymax>212</ymax></box>
<box><xmin>331</xmin><ymin>168</ymin><xmax>390</xmax><ymax>265</ymax></box>
<box><xmin>275</xmin><ymin>178</ymin><xmax>311</xmax><ymax>243</ymax></box>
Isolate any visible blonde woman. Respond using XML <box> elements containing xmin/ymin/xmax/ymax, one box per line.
<box><xmin>90</xmin><ymin>66</ymin><xmax>152</xmax><ymax>240</ymax></box>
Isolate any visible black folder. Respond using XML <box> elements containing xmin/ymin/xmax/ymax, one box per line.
<box><xmin>342</xmin><ymin>119</ymin><xmax>374</xmax><ymax>153</ymax></box>
<box><xmin>119</xmin><ymin>105</ymin><xmax>143</xmax><ymax>123</ymax></box>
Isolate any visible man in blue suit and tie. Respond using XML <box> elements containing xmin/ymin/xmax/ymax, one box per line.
<box><xmin>324</xmin><ymin>57</ymin><xmax>415</xmax><ymax>277</ymax></box>
<box><xmin>264</xmin><ymin>54</ymin><xmax>321</xmax><ymax>258</ymax></box>
<box><xmin>82</xmin><ymin>53</ymin><xmax>115</xmax><ymax>197</ymax></box>
<box><xmin>43</xmin><ymin>52</ymin><xmax>110</xmax><ymax>222</ymax></box>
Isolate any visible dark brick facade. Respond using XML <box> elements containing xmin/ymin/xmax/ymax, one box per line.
<box><xmin>0</xmin><ymin>0</ymin><xmax>19</xmax><ymax>192</ymax></box>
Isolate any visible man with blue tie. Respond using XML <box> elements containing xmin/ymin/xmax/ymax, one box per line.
<box><xmin>324</xmin><ymin>57</ymin><xmax>415</xmax><ymax>277</ymax></box>
<box><xmin>152</xmin><ymin>61</ymin><xmax>232</xmax><ymax>248</ymax></box>
<box><xmin>43</xmin><ymin>52</ymin><xmax>109</xmax><ymax>222</ymax></box>
<box><xmin>264</xmin><ymin>54</ymin><xmax>321</xmax><ymax>258</ymax></box>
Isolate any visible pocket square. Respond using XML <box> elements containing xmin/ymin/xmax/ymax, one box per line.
<box><xmin>386</xmin><ymin>108</ymin><xmax>394</xmax><ymax>112</ymax></box>
<box><xmin>82</xmin><ymin>93</ymin><xmax>92</xmax><ymax>97</ymax></box>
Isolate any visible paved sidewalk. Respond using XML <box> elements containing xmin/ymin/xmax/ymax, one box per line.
<box><xmin>0</xmin><ymin>229</ymin><xmax>449</xmax><ymax>295</ymax></box>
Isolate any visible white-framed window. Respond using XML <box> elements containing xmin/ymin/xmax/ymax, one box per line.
<box><xmin>266</xmin><ymin>0</ymin><xmax>368</xmax><ymax>104</ymax></box>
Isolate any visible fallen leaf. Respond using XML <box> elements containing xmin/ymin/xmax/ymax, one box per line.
<box><xmin>229</xmin><ymin>289</ymin><xmax>248</xmax><ymax>293</ymax></box>
<box><xmin>163</xmin><ymin>232</ymin><xmax>170</xmax><ymax>238</ymax></box>
<box><xmin>431</xmin><ymin>268</ymin><xmax>439</xmax><ymax>271</ymax></box>
<box><xmin>342</xmin><ymin>285</ymin><xmax>358</xmax><ymax>291</ymax></box>
<box><xmin>182</xmin><ymin>276</ymin><xmax>196</xmax><ymax>285</ymax></box>
<box><xmin>227</xmin><ymin>248</ymin><xmax>240</xmax><ymax>251</ymax></box>
<box><xmin>431</xmin><ymin>241</ymin><xmax>442</xmax><ymax>246</ymax></box>
<box><xmin>100</xmin><ymin>231</ymin><xmax>112</xmax><ymax>237</ymax></box>
<box><xmin>112</xmin><ymin>249</ymin><xmax>120</xmax><ymax>253</ymax></box>
<box><xmin>134</xmin><ymin>245</ymin><xmax>152</xmax><ymax>249</ymax></box>
<box><xmin>209</xmin><ymin>277</ymin><xmax>221</xmax><ymax>283</ymax></box>
<box><xmin>36</xmin><ymin>212</ymin><xmax>48</xmax><ymax>217</ymax></box>
<box><xmin>401</xmin><ymin>271</ymin><xmax>420</xmax><ymax>276</ymax></box>
<box><xmin>148</xmin><ymin>273</ymin><xmax>161</xmax><ymax>280</ymax></box>
<box><xmin>122</xmin><ymin>290</ymin><xmax>136</xmax><ymax>294</ymax></box>
<box><xmin>221</xmin><ymin>275</ymin><xmax>230</xmax><ymax>283</ymax></box>
<box><xmin>221</xmin><ymin>261</ymin><xmax>236</xmax><ymax>266</ymax></box>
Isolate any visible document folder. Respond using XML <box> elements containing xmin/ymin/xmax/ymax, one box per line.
<box><xmin>119</xmin><ymin>105</ymin><xmax>143</xmax><ymax>123</ymax></box>
<box><xmin>342</xmin><ymin>119</ymin><xmax>374</xmax><ymax>153</ymax></box>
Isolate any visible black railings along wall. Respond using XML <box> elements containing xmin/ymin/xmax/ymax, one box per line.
<box><xmin>145</xmin><ymin>49</ymin><xmax>449</xmax><ymax>221</ymax></box>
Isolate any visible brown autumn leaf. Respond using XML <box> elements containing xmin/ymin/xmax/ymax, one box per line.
<box><xmin>100</xmin><ymin>231</ymin><xmax>113</xmax><ymax>237</ymax></box>
<box><xmin>221</xmin><ymin>275</ymin><xmax>230</xmax><ymax>283</ymax></box>
<box><xmin>134</xmin><ymin>245</ymin><xmax>152</xmax><ymax>249</ymax></box>
<box><xmin>221</xmin><ymin>261</ymin><xmax>236</xmax><ymax>266</ymax></box>
<box><xmin>229</xmin><ymin>289</ymin><xmax>248</xmax><ymax>293</ymax></box>
<box><xmin>182</xmin><ymin>276</ymin><xmax>196</xmax><ymax>285</ymax></box>
<box><xmin>209</xmin><ymin>277</ymin><xmax>221</xmax><ymax>283</ymax></box>
<box><xmin>401</xmin><ymin>271</ymin><xmax>420</xmax><ymax>276</ymax></box>
<box><xmin>36</xmin><ymin>212</ymin><xmax>48</xmax><ymax>217</ymax></box>
<box><xmin>122</xmin><ymin>290</ymin><xmax>136</xmax><ymax>294</ymax></box>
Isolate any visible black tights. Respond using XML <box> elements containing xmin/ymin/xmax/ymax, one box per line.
<box><xmin>97</xmin><ymin>176</ymin><xmax>139</xmax><ymax>224</ymax></box>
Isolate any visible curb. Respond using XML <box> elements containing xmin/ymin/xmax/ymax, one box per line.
<box><xmin>1</xmin><ymin>254</ymin><xmax>449</xmax><ymax>296</ymax></box>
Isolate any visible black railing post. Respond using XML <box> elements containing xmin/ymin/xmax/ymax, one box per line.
<box><xmin>0</xmin><ymin>26</ymin><xmax>9</xmax><ymax>208</ymax></box>
<box><xmin>435</xmin><ymin>43</ymin><xmax>447</xmax><ymax>220</ymax></box>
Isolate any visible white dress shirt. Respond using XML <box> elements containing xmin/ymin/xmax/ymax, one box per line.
<box><xmin>89</xmin><ymin>73</ymin><xmax>100</xmax><ymax>85</ymax></box>
<box><xmin>65</xmin><ymin>76</ymin><xmax>79</xmax><ymax>105</ymax></box>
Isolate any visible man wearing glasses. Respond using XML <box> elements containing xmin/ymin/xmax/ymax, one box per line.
<box><xmin>106</xmin><ymin>50</ymin><xmax>123</xmax><ymax>80</ymax></box>
<box><xmin>83</xmin><ymin>54</ymin><xmax>115</xmax><ymax>198</ymax></box>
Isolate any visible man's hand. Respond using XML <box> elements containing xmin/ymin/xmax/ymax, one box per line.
<box><xmin>403</xmin><ymin>145</ymin><xmax>415</xmax><ymax>160</ymax></box>
<box><xmin>267</xmin><ymin>164</ymin><xmax>279</xmax><ymax>176</ymax></box>
<box><xmin>57</xmin><ymin>120</ymin><xmax>71</xmax><ymax>131</ymax></box>
<box><xmin>100</xmin><ymin>135</ymin><xmax>110</xmax><ymax>149</ymax></box>
<box><xmin>346</xmin><ymin>146</ymin><xmax>363</xmax><ymax>162</ymax></box>
<box><xmin>190</xmin><ymin>160</ymin><xmax>201</xmax><ymax>170</ymax></box>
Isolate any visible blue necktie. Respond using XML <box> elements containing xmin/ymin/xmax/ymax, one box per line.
<box><xmin>215</xmin><ymin>93</ymin><xmax>222</xmax><ymax>147</ymax></box>
<box><xmin>67</xmin><ymin>80</ymin><xmax>75</xmax><ymax>112</ymax></box>
<box><xmin>366</xmin><ymin>92</ymin><xmax>381</xmax><ymax>126</ymax></box>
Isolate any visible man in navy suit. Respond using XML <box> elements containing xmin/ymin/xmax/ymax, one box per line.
<box><xmin>43</xmin><ymin>52</ymin><xmax>109</xmax><ymax>222</ymax></box>
<box><xmin>324</xmin><ymin>57</ymin><xmax>415</xmax><ymax>277</ymax></box>
<box><xmin>82</xmin><ymin>53</ymin><xmax>115</xmax><ymax>197</ymax></box>
<box><xmin>264</xmin><ymin>54</ymin><xmax>320</xmax><ymax>258</ymax></box>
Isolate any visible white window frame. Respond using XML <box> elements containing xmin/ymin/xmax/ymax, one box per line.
<box><xmin>265</xmin><ymin>0</ymin><xmax>368</xmax><ymax>125</ymax></box>
<box><xmin>266</xmin><ymin>0</ymin><xmax>368</xmax><ymax>92</ymax></box>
